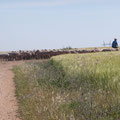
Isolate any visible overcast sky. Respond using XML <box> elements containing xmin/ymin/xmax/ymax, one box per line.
<box><xmin>0</xmin><ymin>0</ymin><xmax>120</xmax><ymax>51</ymax></box>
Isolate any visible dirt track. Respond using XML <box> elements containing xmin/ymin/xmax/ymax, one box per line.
<box><xmin>0</xmin><ymin>61</ymin><xmax>24</xmax><ymax>120</ymax></box>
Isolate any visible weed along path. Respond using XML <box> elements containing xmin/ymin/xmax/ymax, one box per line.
<box><xmin>0</xmin><ymin>61</ymin><xmax>24</xmax><ymax>120</ymax></box>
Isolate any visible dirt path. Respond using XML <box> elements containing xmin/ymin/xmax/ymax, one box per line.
<box><xmin>0</xmin><ymin>61</ymin><xmax>24</xmax><ymax>120</ymax></box>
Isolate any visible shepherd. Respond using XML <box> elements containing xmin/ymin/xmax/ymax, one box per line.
<box><xmin>112</xmin><ymin>38</ymin><xmax>118</xmax><ymax>48</ymax></box>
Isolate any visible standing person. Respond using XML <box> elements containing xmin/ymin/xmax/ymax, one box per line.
<box><xmin>112</xmin><ymin>38</ymin><xmax>118</xmax><ymax>48</ymax></box>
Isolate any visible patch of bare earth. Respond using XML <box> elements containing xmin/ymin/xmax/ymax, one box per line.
<box><xmin>0</xmin><ymin>61</ymin><xmax>24</xmax><ymax>120</ymax></box>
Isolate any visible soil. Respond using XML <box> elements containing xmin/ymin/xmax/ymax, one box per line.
<box><xmin>0</xmin><ymin>61</ymin><xmax>24</xmax><ymax>120</ymax></box>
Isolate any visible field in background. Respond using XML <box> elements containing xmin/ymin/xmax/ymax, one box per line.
<box><xmin>0</xmin><ymin>47</ymin><xmax>112</xmax><ymax>53</ymax></box>
<box><xmin>0</xmin><ymin>51</ymin><xmax>9</xmax><ymax>54</ymax></box>
<box><xmin>13</xmin><ymin>51</ymin><xmax>120</xmax><ymax>120</ymax></box>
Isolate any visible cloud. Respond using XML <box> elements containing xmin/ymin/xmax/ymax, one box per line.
<box><xmin>0</xmin><ymin>0</ymin><xmax>80</xmax><ymax>9</ymax></box>
<box><xmin>0</xmin><ymin>0</ymin><xmax>115</xmax><ymax>9</ymax></box>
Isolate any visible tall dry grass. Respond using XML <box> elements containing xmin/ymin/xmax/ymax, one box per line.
<box><xmin>14</xmin><ymin>51</ymin><xmax>120</xmax><ymax>120</ymax></box>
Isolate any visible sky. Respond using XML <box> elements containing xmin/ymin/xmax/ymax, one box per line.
<box><xmin>0</xmin><ymin>0</ymin><xmax>120</xmax><ymax>51</ymax></box>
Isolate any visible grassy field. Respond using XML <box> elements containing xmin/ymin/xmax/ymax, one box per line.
<box><xmin>14</xmin><ymin>51</ymin><xmax>120</xmax><ymax>120</ymax></box>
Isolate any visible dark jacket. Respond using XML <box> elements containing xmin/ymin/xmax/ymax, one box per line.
<box><xmin>112</xmin><ymin>40</ymin><xmax>118</xmax><ymax>48</ymax></box>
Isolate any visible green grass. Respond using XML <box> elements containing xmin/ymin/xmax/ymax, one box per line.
<box><xmin>14</xmin><ymin>51</ymin><xmax>120</xmax><ymax>120</ymax></box>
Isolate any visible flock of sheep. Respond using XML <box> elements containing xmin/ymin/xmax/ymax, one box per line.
<box><xmin>0</xmin><ymin>48</ymin><xmax>118</xmax><ymax>61</ymax></box>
